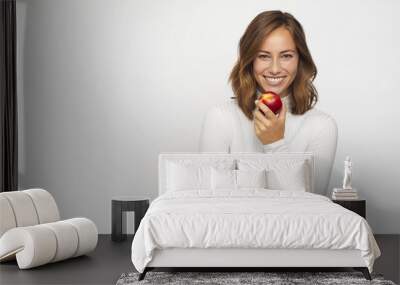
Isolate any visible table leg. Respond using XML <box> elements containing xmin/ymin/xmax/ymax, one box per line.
<box><xmin>112</xmin><ymin>201</ymin><xmax>126</xmax><ymax>241</ymax></box>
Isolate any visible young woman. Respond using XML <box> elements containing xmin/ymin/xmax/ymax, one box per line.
<box><xmin>199</xmin><ymin>10</ymin><xmax>338</xmax><ymax>195</ymax></box>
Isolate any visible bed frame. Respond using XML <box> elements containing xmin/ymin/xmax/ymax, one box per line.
<box><xmin>137</xmin><ymin>153</ymin><xmax>373</xmax><ymax>281</ymax></box>
<box><xmin>139</xmin><ymin>248</ymin><xmax>371</xmax><ymax>280</ymax></box>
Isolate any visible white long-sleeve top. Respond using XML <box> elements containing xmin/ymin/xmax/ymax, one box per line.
<box><xmin>198</xmin><ymin>94</ymin><xmax>338</xmax><ymax>196</ymax></box>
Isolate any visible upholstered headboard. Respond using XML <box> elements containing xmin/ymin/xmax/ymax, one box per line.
<box><xmin>158</xmin><ymin>152</ymin><xmax>315</xmax><ymax>196</ymax></box>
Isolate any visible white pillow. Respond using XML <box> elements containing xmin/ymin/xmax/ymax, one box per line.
<box><xmin>237</xmin><ymin>158</ymin><xmax>312</xmax><ymax>192</ymax></box>
<box><xmin>266</xmin><ymin>161</ymin><xmax>309</xmax><ymax>191</ymax></box>
<box><xmin>211</xmin><ymin>168</ymin><xmax>236</xmax><ymax>190</ymax></box>
<box><xmin>165</xmin><ymin>158</ymin><xmax>236</xmax><ymax>192</ymax></box>
<box><xmin>211</xmin><ymin>168</ymin><xmax>267</xmax><ymax>190</ymax></box>
<box><xmin>236</xmin><ymin>169</ymin><xmax>267</xmax><ymax>189</ymax></box>
<box><xmin>166</xmin><ymin>162</ymin><xmax>211</xmax><ymax>191</ymax></box>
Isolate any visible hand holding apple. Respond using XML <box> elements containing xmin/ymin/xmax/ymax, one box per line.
<box><xmin>253</xmin><ymin>93</ymin><xmax>287</xmax><ymax>145</ymax></box>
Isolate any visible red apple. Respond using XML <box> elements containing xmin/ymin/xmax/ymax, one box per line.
<box><xmin>259</xmin><ymin>91</ymin><xmax>282</xmax><ymax>115</ymax></box>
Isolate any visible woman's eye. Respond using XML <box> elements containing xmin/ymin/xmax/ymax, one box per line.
<box><xmin>258</xmin><ymin>54</ymin><xmax>292</xmax><ymax>59</ymax></box>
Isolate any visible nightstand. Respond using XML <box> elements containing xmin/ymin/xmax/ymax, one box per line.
<box><xmin>111</xmin><ymin>196</ymin><xmax>150</xmax><ymax>242</ymax></box>
<box><xmin>332</xmin><ymin>199</ymin><xmax>366</xmax><ymax>219</ymax></box>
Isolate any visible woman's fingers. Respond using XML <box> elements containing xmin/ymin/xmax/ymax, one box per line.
<box><xmin>254</xmin><ymin>115</ymin><xmax>272</xmax><ymax>132</ymax></box>
<box><xmin>254</xmin><ymin>119</ymin><xmax>266</xmax><ymax>133</ymax></box>
<box><xmin>255</xmin><ymin>100</ymin><xmax>276</xmax><ymax>121</ymax></box>
<box><xmin>254</xmin><ymin>109</ymin><xmax>271</xmax><ymax>127</ymax></box>
<box><xmin>254</xmin><ymin>121</ymin><xmax>261</xmax><ymax>134</ymax></box>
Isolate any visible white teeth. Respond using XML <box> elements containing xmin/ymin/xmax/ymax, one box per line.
<box><xmin>265</xmin><ymin>77</ymin><xmax>285</xmax><ymax>80</ymax></box>
<box><xmin>264</xmin><ymin>76</ymin><xmax>285</xmax><ymax>85</ymax></box>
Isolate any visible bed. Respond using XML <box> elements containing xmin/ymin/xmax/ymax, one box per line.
<box><xmin>131</xmin><ymin>152</ymin><xmax>381</xmax><ymax>281</ymax></box>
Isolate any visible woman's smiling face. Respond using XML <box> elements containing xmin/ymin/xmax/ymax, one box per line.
<box><xmin>253</xmin><ymin>27</ymin><xmax>299</xmax><ymax>98</ymax></box>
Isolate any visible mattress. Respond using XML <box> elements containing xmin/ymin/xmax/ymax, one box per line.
<box><xmin>131</xmin><ymin>189</ymin><xmax>381</xmax><ymax>273</ymax></box>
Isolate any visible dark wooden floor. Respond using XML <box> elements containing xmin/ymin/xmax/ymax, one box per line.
<box><xmin>0</xmin><ymin>234</ymin><xmax>398</xmax><ymax>285</ymax></box>
<box><xmin>0</xmin><ymin>235</ymin><xmax>134</xmax><ymax>285</ymax></box>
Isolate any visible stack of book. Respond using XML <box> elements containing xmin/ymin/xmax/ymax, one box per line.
<box><xmin>332</xmin><ymin>188</ymin><xmax>358</xmax><ymax>200</ymax></box>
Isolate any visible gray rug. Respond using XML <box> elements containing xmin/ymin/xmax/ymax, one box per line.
<box><xmin>116</xmin><ymin>271</ymin><xmax>397</xmax><ymax>285</ymax></box>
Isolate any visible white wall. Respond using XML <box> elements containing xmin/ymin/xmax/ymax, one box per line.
<box><xmin>16</xmin><ymin>0</ymin><xmax>400</xmax><ymax>234</ymax></box>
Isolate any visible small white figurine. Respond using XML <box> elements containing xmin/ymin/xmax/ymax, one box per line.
<box><xmin>342</xmin><ymin>156</ymin><xmax>352</xmax><ymax>190</ymax></box>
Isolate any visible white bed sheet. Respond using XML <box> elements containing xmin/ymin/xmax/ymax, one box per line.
<box><xmin>131</xmin><ymin>189</ymin><xmax>381</xmax><ymax>273</ymax></box>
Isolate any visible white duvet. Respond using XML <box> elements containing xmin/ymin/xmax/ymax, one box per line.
<box><xmin>131</xmin><ymin>189</ymin><xmax>381</xmax><ymax>273</ymax></box>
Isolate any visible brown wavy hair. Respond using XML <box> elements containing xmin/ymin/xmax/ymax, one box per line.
<box><xmin>228</xmin><ymin>10</ymin><xmax>318</xmax><ymax>120</ymax></box>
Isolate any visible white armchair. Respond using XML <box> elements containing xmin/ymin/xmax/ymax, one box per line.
<box><xmin>0</xmin><ymin>188</ymin><xmax>98</xmax><ymax>269</ymax></box>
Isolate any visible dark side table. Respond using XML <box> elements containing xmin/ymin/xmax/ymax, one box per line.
<box><xmin>332</xmin><ymin>199</ymin><xmax>366</xmax><ymax>219</ymax></box>
<box><xmin>111</xmin><ymin>196</ymin><xmax>150</xmax><ymax>242</ymax></box>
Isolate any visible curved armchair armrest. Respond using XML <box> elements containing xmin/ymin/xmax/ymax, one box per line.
<box><xmin>0</xmin><ymin>226</ymin><xmax>57</xmax><ymax>268</ymax></box>
<box><xmin>0</xmin><ymin>217</ymin><xmax>98</xmax><ymax>269</ymax></box>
